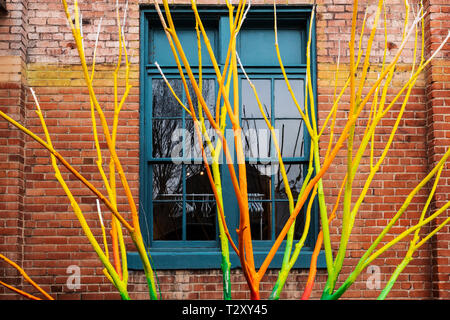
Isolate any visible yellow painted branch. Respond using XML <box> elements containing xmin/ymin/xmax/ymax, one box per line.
<box><xmin>318</xmin><ymin>7</ymin><xmax>368</xmax><ymax>139</ymax></box>
<box><xmin>33</xmin><ymin>89</ymin><xmax>128</xmax><ymax>296</ymax></box>
<box><xmin>0</xmin><ymin>109</ymin><xmax>133</xmax><ymax>233</ymax></box>
<box><xmin>363</xmin><ymin>200</ymin><xmax>450</xmax><ymax>270</ymax></box>
<box><xmin>274</xmin><ymin>3</ymin><xmax>313</xmax><ymax>136</ymax></box>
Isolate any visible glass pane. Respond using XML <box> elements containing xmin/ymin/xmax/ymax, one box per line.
<box><xmin>275</xmin><ymin>201</ymin><xmax>304</xmax><ymax>240</ymax></box>
<box><xmin>274</xmin><ymin>119</ymin><xmax>304</xmax><ymax>158</ymax></box>
<box><xmin>246</xmin><ymin>164</ymin><xmax>272</xmax><ymax>200</ymax></box>
<box><xmin>152</xmin><ymin>25</ymin><xmax>217</xmax><ymax>66</ymax></box>
<box><xmin>274</xmin><ymin>164</ymin><xmax>305</xmax><ymax>199</ymax></box>
<box><xmin>153</xmin><ymin>202</ymin><xmax>182</xmax><ymax>240</ymax></box>
<box><xmin>249</xmin><ymin>201</ymin><xmax>272</xmax><ymax>240</ymax></box>
<box><xmin>274</xmin><ymin>79</ymin><xmax>304</xmax><ymax>118</ymax></box>
<box><xmin>152</xmin><ymin>79</ymin><xmax>183</xmax><ymax>117</ymax></box>
<box><xmin>242</xmin><ymin>119</ymin><xmax>271</xmax><ymax>159</ymax></box>
<box><xmin>242</xmin><ymin>79</ymin><xmax>271</xmax><ymax>119</ymax></box>
<box><xmin>185</xmin><ymin>164</ymin><xmax>214</xmax><ymax>197</ymax></box>
<box><xmin>186</xmin><ymin>201</ymin><xmax>216</xmax><ymax>240</ymax></box>
<box><xmin>187</xmin><ymin>79</ymin><xmax>216</xmax><ymax>119</ymax></box>
<box><xmin>185</xmin><ymin>164</ymin><xmax>216</xmax><ymax>241</ymax></box>
<box><xmin>238</xmin><ymin>26</ymin><xmax>303</xmax><ymax>66</ymax></box>
<box><xmin>152</xmin><ymin>119</ymin><xmax>182</xmax><ymax>158</ymax></box>
<box><xmin>152</xmin><ymin>164</ymin><xmax>183</xmax><ymax>200</ymax></box>
<box><xmin>184</xmin><ymin>120</ymin><xmax>216</xmax><ymax>160</ymax></box>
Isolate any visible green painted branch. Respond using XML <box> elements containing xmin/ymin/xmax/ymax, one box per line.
<box><xmin>269</xmin><ymin>163</ymin><xmax>315</xmax><ymax>300</ymax></box>
<box><xmin>328</xmin><ymin>194</ymin><xmax>450</xmax><ymax>300</ymax></box>
<box><xmin>377</xmin><ymin>257</ymin><xmax>411</xmax><ymax>300</ymax></box>
<box><xmin>212</xmin><ymin>161</ymin><xmax>232</xmax><ymax>300</ymax></box>
<box><xmin>131</xmin><ymin>232</ymin><xmax>158</xmax><ymax>300</ymax></box>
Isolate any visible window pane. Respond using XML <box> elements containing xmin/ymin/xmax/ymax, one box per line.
<box><xmin>153</xmin><ymin>202</ymin><xmax>182</xmax><ymax>240</ymax></box>
<box><xmin>186</xmin><ymin>201</ymin><xmax>216</xmax><ymax>240</ymax></box>
<box><xmin>185</xmin><ymin>164</ymin><xmax>216</xmax><ymax>240</ymax></box>
<box><xmin>275</xmin><ymin>201</ymin><xmax>305</xmax><ymax>240</ymax></box>
<box><xmin>152</xmin><ymin>119</ymin><xmax>182</xmax><ymax>158</ymax></box>
<box><xmin>242</xmin><ymin>79</ymin><xmax>271</xmax><ymax>119</ymax></box>
<box><xmin>274</xmin><ymin>79</ymin><xmax>304</xmax><ymax>118</ymax></box>
<box><xmin>187</xmin><ymin>79</ymin><xmax>216</xmax><ymax>119</ymax></box>
<box><xmin>242</xmin><ymin>119</ymin><xmax>271</xmax><ymax>159</ymax></box>
<box><xmin>152</xmin><ymin>79</ymin><xmax>183</xmax><ymax>117</ymax></box>
<box><xmin>151</xmin><ymin>25</ymin><xmax>217</xmax><ymax>66</ymax></box>
<box><xmin>184</xmin><ymin>120</ymin><xmax>216</xmax><ymax>160</ymax></box>
<box><xmin>238</xmin><ymin>26</ymin><xmax>303</xmax><ymax>66</ymax></box>
<box><xmin>247</xmin><ymin>164</ymin><xmax>272</xmax><ymax>200</ymax></box>
<box><xmin>185</xmin><ymin>164</ymin><xmax>213</xmax><ymax>196</ymax></box>
<box><xmin>152</xmin><ymin>164</ymin><xmax>183</xmax><ymax>200</ymax></box>
<box><xmin>274</xmin><ymin>119</ymin><xmax>304</xmax><ymax>158</ymax></box>
<box><xmin>249</xmin><ymin>201</ymin><xmax>272</xmax><ymax>240</ymax></box>
<box><xmin>274</xmin><ymin>164</ymin><xmax>305</xmax><ymax>199</ymax></box>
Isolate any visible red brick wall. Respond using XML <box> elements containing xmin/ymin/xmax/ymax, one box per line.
<box><xmin>423</xmin><ymin>0</ymin><xmax>450</xmax><ymax>299</ymax></box>
<box><xmin>0</xmin><ymin>0</ymin><xmax>448</xmax><ymax>300</ymax></box>
<box><xmin>316</xmin><ymin>0</ymin><xmax>433</xmax><ymax>299</ymax></box>
<box><xmin>0</xmin><ymin>0</ymin><xmax>28</xmax><ymax>299</ymax></box>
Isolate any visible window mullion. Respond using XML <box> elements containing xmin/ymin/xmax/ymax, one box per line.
<box><xmin>270</xmin><ymin>77</ymin><xmax>276</xmax><ymax>240</ymax></box>
<box><xmin>219</xmin><ymin>16</ymin><xmax>230</xmax><ymax>65</ymax></box>
<box><xmin>182</xmin><ymin>88</ymin><xmax>187</xmax><ymax>242</ymax></box>
<box><xmin>182</xmin><ymin>165</ymin><xmax>187</xmax><ymax>241</ymax></box>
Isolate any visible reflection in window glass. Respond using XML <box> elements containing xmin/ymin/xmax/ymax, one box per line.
<box><xmin>274</xmin><ymin>164</ymin><xmax>305</xmax><ymax>199</ymax></box>
<box><xmin>246</xmin><ymin>164</ymin><xmax>272</xmax><ymax>200</ymax></box>
<box><xmin>186</xmin><ymin>201</ymin><xmax>216</xmax><ymax>240</ymax></box>
<box><xmin>185</xmin><ymin>120</ymin><xmax>216</xmax><ymax>160</ymax></box>
<box><xmin>275</xmin><ymin>201</ymin><xmax>305</xmax><ymax>240</ymax></box>
<box><xmin>274</xmin><ymin>79</ymin><xmax>304</xmax><ymax>118</ymax></box>
<box><xmin>185</xmin><ymin>164</ymin><xmax>216</xmax><ymax>240</ymax></box>
<box><xmin>249</xmin><ymin>201</ymin><xmax>272</xmax><ymax>240</ymax></box>
<box><xmin>242</xmin><ymin>79</ymin><xmax>271</xmax><ymax>118</ymax></box>
<box><xmin>275</xmin><ymin>119</ymin><xmax>304</xmax><ymax>158</ymax></box>
<box><xmin>152</xmin><ymin>164</ymin><xmax>183</xmax><ymax>200</ymax></box>
<box><xmin>152</xmin><ymin>79</ymin><xmax>183</xmax><ymax>117</ymax></box>
<box><xmin>185</xmin><ymin>164</ymin><xmax>213</xmax><ymax>196</ymax></box>
<box><xmin>242</xmin><ymin>119</ymin><xmax>271</xmax><ymax>159</ymax></box>
<box><xmin>187</xmin><ymin>79</ymin><xmax>216</xmax><ymax>118</ymax></box>
<box><xmin>153</xmin><ymin>202</ymin><xmax>183</xmax><ymax>240</ymax></box>
<box><xmin>152</xmin><ymin>119</ymin><xmax>182</xmax><ymax>158</ymax></box>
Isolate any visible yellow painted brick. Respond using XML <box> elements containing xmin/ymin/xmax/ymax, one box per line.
<box><xmin>28</xmin><ymin>79</ymin><xmax>72</xmax><ymax>87</ymax></box>
<box><xmin>27</xmin><ymin>63</ymin><xmax>139</xmax><ymax>87</ymax></box>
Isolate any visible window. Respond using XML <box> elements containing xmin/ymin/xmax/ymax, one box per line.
<box><xmin>129</xmin><ymin>6</ymin><xmax>324</xmax><ymax>270</ymax></box>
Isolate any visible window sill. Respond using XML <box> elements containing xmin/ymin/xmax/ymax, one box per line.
<box><xmin>127</xmin><ymin>249</ymin><xmax>326</xmax><ymax>270</ymax></box>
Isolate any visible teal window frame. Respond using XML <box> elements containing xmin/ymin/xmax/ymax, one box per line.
<box><xmin>128</xmin><ymin>5</ymin><xmax>325</xmax><ymax>270</ymax></box>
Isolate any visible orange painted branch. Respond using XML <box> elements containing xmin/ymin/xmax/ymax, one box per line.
<box><xmin>0</xmin><ymin>110</ymin><xmax>133</xmax><ymax>233</ymax></box>
<box><xmin>159</xmin><ymin>1</ymin><xmax>258</xmax><ymax>291</ymax></box>
<box><xmin>257</xmin><ymin>57</ymin><xmax>397</xmax><ymax>278</ymax></box>
<box><xmin>110</xmin><ymin>221</ymin><xmax>123</xmax><ymax>280</ymax></box>
<box><xmin>0</xmin><ymin>280</ymin><xmax>42</xmax><ymax>300</ymax></box>
<box><xmin>0</xmin><ymin>253</ymin><xmax>54</xmax><ymax>300</ymax></box>
<box><xmin>301</xmin><ymin>175</ymin><xmax>347</xmax><ymax>300</ymax></box>
<box><xmin>193</xmin><ymin>120</ymin><xmax>240</xmax><ymax>256</ymax></box>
